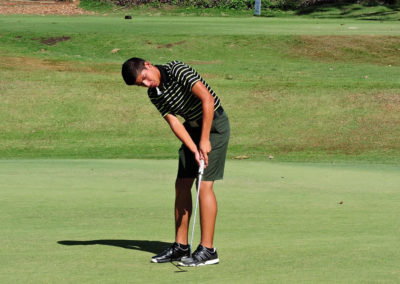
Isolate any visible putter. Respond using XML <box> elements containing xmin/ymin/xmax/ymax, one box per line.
<box><xmin>189</xmin><ymin>159</ymin><xmax>205</xmax><ymax>258</ymax></box>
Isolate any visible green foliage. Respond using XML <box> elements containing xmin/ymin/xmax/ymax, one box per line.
<box><xmin>271</xmin><ymin>0</ymin><xmax>399</xmax><ymax>9</ymax></box>
<box><xmin>80</xmin><ymin>0</ymin><xmax>115</xmax><ymax>11</ymax></box>
<box><xmin>88</xmin><ymin>0</ymin><xmax>399</xmax><ymax>10</ymax></box>
<box><xmin>109</xmin><ymin>0</ymin><xmax>254</xmax><ymax>9</ymax></box>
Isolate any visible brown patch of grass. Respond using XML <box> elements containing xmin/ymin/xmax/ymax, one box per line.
<box><xmin>261</xmin><ymin>90</ymin><xmax>400</xmax><ymax>155</ymax></box>
<box><xmin>328</xmin><ymin>92</ymin><xmax>400</xmax><ymax>152</ymax></box>
<box><xmin>201</xmin><ymin>73</ymin><xmax>222</xmax><ymax>80</ymax></box>
<box><xmin>0</xmin><ymin>2</ymin><xmax>95</xmax><ymax>15</ymax></box>
<box><xmin>373</xmin><ymin>93</ymin><xmax>400</xmax><ymax>112</ymax></box>
<box><xmin>156</xmin><ymin>41</ymin><xmax>185</xmax><ymax>49</ymax></box>
<box><xmin>31</xmin><ymin>36</ymin><xmax>71</xmax><ymax>46</ymax></box>
<box><xmin>0</xmin><ymin>56</ymin><xmax>117</xmax><ymax>74</ymax></box>
<box><xmin>144</xmin><ymin>40</ymin><xmax>187</xmax><ymax>49</ymax></box>
<box><xmin>292</xmin><ymin>35</ymin><xmax>400</xmax><ymax>66</ymax></box>
<box><xmin>347</xmin><ymin>92</ymin><xmax>400</xmax><ymax>113</ymax></box>
<box><xmin>249</xmin><ymin>89</ymin><xmax>277</xmax><ymax>105</ymax></box>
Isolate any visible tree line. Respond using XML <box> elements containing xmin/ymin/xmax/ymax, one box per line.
<box><xmin>110</xmin><ymin>0</ymin><xmax>399</xmax><ymax>9</ymax></box>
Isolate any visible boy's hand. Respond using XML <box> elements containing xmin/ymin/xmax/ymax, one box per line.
<box><xmin>199</xmin><ymin>139</ymin><xmax>211</xmax><ymax>168</ymax></box>
<box><xmin>194</xmin><ymin>150</ymin><xmax>201</xmax><ymax>167</ymax></box>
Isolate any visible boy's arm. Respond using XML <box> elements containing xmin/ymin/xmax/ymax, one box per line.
<box><xmin>164</xmin><ymin>114</ymin><xmax>201</xmax><ymax>166</ymax></box>
<box><xmin>191</xmin><ymin>81</ymin><xmax>215</xmax><ymax>167</ymax></box>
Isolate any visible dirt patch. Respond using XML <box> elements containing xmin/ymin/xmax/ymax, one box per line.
<box><xmin>157</xmin><ymin>41</ymin><xmax>185</xmax><ymax>49</ymax></box>
<box><xmin>0</xmin><ymin>1</ymin><xmax>95</xmax><ymax>15</ymax></box>
<box><xmin>291</xmin><ymin>35</ymin><xmax>400</xmax><ymax>66</ymax></box>
<box><xmin>347</xmin><ymin>92</ymin><xmax>400</xmax><ymax>105</ymax></box>
<box><xmin>31</xmin><ymin>36</ymin><xmax>71</xmax><ymax>46</ymax></box>
<box><xmin>0</xmin><ymin>55</ymin><xmax>116</xmax><ymax>74</ymax></box>
<box><xmin>373</xmin><ymin>93</ymin><xmax>400</xmax><ymax>112</ymax></box>
<box><xmin>144</xmin><ymin>40</ymin><xmax>186</xmax><ymax>49</ymax></box>
<box><xmin>200</xmin><ymin>73</ymin><xmax>223</xmax><ymax>80</ymax></box>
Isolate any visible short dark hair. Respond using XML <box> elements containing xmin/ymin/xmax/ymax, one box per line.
<box><xmin>121</xmin><ymin>57</ymin><xmax>146</xmax><ymax>85</ymax></box>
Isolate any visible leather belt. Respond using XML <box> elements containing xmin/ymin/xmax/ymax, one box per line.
<box><xmin>187</xmin><ymin>106</ymin><xmax>224</xmax><ymax>128</ymax></box>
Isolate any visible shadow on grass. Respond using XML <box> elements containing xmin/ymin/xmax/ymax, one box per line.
<box><xmin>58</xmin><ymin>239</ymin><xmax>189</xmax><ymax>272</ymax></box>
<box><xmin>57</xmin><ymin>239</ymin><xmax>171</xmax><ymax>254</ymax></box>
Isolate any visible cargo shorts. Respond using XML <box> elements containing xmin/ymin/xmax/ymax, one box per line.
<box><xmin>177</xmin><ymin>108</ymin><xmax>230</xmax><ymax>181</ymax></box>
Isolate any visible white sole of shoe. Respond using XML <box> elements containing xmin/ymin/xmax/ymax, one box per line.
<box><xmin>151</xmin><ymin>256</ymin><xmax>189</xmax><ymax>263</ymax></box>
<box><xmin>178</xmin><ymin>258</ymin><xmax>219</xmax><ymax>267</ymax></box>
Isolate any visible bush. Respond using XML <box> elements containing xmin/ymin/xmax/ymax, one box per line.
<box><xmin>273</xmin><ymin>0</ymin><xmax>399</xmax><ymax>9</ymax></box>
<box><xmin>111</xmin><ymin>0</ymin><xmax>255</xmax><ymax>9</ymax></box>
<box><xmin>107</xmin><ymin>0</ymin><xmax>399</xmax><ymax>9</ymax></box>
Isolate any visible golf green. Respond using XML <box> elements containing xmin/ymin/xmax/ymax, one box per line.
<box><xmin>1</xmin><ymin>159</ymin><xmax>399</xmax><ymax>283</ymax></box>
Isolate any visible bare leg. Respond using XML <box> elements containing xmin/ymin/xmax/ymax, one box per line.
<box><xmin>175</xmin><ymin>178</ymin><xmax>195</xmax><ymax>245</ymax></box>
<box><xmin>199</xmin><ymin>181</ymin><xmax>217</xmax><ymax>248</ymax></box>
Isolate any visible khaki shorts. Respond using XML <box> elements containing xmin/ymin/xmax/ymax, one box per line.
<box><xmin>177</xmin><ymin>110</ymin><xmax>230</xmax><ymax>181</ymax></box>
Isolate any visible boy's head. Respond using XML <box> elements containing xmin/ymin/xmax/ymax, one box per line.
<box><xmin>121</xmin><ymin>57</ymin><xmax>146</xmax><ymax>86</ymax></box>
<box><xmin>122</xmin><ymin>57</ymin><xmax>161</xmax><ymax>88</ymax></box>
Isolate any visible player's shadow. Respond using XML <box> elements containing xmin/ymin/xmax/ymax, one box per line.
<box><xmin>57</xmin><ymin>239</ymin><xmax>170</xmax><ymax>254</ymax></box>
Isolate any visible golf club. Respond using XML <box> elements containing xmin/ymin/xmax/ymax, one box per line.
<box><xmin>189</xmin><ymin>159</ymin><xmax>205</xmax><ymax>257</ymax></box>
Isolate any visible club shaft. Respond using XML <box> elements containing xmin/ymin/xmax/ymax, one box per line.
<box><xmin>189</xmin><ymin>161</ymin><xmax>204</xmax><ymax>256</ymax></box>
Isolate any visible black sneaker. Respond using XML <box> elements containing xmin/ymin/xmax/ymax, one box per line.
<box><xmin>178</xmin><ymin>244</ymin><xmax>219</xmax><ymax>266</ymax></box>
<box><xmin>151</xmin><ymin>242</ymin><xmax>190</xmax><ymax>263</ymax></box>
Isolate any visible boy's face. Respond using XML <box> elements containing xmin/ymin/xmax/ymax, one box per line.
<box><xmin>135</xmin><ymin>62</ymin><xmax>160</xmax><ymax>88</ymax></box>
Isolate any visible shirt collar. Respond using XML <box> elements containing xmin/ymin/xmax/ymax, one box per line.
<box><xmin>156</xmin><ymin>65</ymin><xmax>170</xmax><ymax>88</ymax></box>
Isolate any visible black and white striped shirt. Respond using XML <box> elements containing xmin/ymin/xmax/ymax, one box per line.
<box><xmin>147</xmin><ymin>61</ymin><xmax>221</xmax><ymax>121</ymax></box>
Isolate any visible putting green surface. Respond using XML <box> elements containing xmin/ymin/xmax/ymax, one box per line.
<box><xmin>1</xmin><ymin>159</ymin><xmax>399</xmax><ymax>283</ymax></box>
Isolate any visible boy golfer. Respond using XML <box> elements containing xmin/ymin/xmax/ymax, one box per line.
<box><xmin>122</xmin><ymin>58</ymin><xmax>230</xmax><ymax>266</ymax></box>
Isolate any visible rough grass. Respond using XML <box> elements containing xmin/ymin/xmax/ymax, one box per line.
<box><xmin>291</xmin><ymin>35</ymin><xmax>400</xmax><ymax>66</ymax></box>
<box><xmin>0</xmin><ymin>16</ymin><xmax>399</xmax><ymax>162</ymax></box>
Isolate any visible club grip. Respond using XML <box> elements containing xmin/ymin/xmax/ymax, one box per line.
<box><xmin>199</xmin><ymin>160</ymin><xmax>205</xmax><ymax>175</ymax></box>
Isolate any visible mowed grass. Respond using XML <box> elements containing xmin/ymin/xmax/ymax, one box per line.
<box><xmin>0</xmin><ymin>15</ymin><xmax>400</xmax><ymax>162</ymax></box>
<box><xmin>1</xmin><ymin>159</ymin><xmax>400</xmax><ymax>283</ymax></box>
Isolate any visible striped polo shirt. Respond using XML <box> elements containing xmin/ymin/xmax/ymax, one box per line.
<box><xmin>147</xmin><ymin>61</ymin><xmax>221</xmax><ymax>122</ymax></box>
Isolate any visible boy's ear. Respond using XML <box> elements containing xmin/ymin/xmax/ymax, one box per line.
<box><xmin>144</xmin><ymin>61</ymin><xmax>152</xmax><ymax>68</ymax></box>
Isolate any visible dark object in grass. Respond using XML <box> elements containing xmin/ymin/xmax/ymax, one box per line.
<box><xmin>125</xmin><ymin>15</ymin><xmax>132</xmax><ymax>19</ymax></box>
<box><xmin>32</xmin><ymin>36</ymin><xmax>71</xmax><ymax>46</ymax></box>
<box><xmin>157</xmin><ymin>41</ymin><xmax>185</xmax><ymax>49</ymax></box>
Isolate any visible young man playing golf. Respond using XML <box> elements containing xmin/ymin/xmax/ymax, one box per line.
<box><xmin>122</xmin><ymin>58</ymin><xmax>230</xmax><ymax>266</ymax></box>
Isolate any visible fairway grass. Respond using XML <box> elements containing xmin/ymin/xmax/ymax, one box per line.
<box><xmin>1</xmin><ymin>159</ymin><xmax>400</xmax><ymax>283</ymax></box>
<box><xmin>2</xmin><ymin>15</ymin><xmax>400</xmax><ymax>36</ymax></box>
